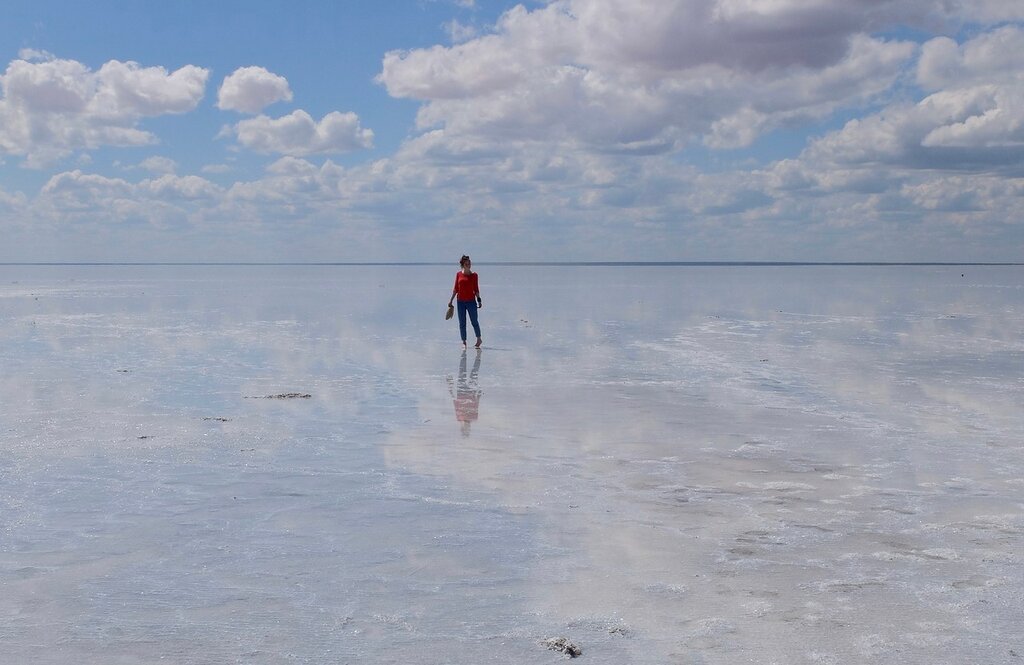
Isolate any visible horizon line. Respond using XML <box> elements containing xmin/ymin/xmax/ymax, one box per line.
<box><xmin>0</xmin><ymin>261</ymin><xmax>1021</xmax><ymax>267</ymax></box>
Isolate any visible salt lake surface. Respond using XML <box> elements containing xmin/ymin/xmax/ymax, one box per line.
<box><xmin>1</xmin><ymin>264</ymin><xmax>1022</xmax><ymax>664</ymax></box>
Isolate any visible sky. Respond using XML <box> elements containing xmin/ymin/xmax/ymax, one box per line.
<box><xmin>1</xmin><ymin>0</ymin><xmax>1023</xmax><ymax>262</ymax></box>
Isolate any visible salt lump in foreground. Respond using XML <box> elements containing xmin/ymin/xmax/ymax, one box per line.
<box><xmin>542</xmin><ymin>636</ymin><xmax>583</xmax><ymax>658</ymax></box>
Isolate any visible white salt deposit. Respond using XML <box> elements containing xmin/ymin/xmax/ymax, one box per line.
<box><xmin>1</xmin><ymin>264</ymin><xmax>1022</xmax><ymax>663</ymax></box>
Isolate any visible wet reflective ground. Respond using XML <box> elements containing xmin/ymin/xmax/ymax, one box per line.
<box><xmin>1</xmin><ymin>265</ymin><xmax>1022</xmax><ymax>664</ymax></box>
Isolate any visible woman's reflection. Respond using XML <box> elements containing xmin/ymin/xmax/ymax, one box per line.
<box><xmin>448</xmin><ymin>349</ymin><xmax>482</xmax><ymax>437</ymax></box>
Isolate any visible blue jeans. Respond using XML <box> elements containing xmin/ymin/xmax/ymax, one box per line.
<box><xmin>457</xmin><ymin>300</ymin><xmax>481</xmax><ymax>342</ymax></box>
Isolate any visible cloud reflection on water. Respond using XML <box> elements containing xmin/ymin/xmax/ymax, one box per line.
<box><xmin>1</xmin><ymin>265</ymin><xmax>1022</xmax><ymax>664</ymax></box>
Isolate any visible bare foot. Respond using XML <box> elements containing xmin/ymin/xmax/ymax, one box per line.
<box><xmin>462</xmin><ymin>341</ymin><xmax>467</xmax><ymax>349</ymax></box>
<box><xmin>475</xmin><ymin>338</ymin><xmax>482</xmax><ymax>349</ymax></box>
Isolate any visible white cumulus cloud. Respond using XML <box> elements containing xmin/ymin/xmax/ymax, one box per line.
<box><xmin>378</xmin><ymin>1</ymin><xmax>916</xmax><ymax>153</ymax></box>
<box><xmin>0</xmin><ymin>55</ymin><xmax>208</xmax><ymax>167</ymax></box>
<box><xmin>217</xmin><ymin>66</ymin><xmax>293</xmax><ymax>114</ymax></box>
<box><xmin>232</xmin><ymin>110</ymin><xmax>373</xmax><ymax>156</ymax></box>
<box><xmin>918</xmin><ymin>27</ymin><xmax>1024</xmax><ymax>91</ymax></box>
<box><xmin>37</xmin><ymin>170</ymin><xmax>222</xmax><ymax>228</ymax></box>
<box><xmin>805</xmin><ymin>27</ymin><xmax>1024</xmax><ymax>171</ymax></box>
<box><xmin>142</xmin><ymin>174</ymin><xmax>222</xmax><ymax>200</ymax></box>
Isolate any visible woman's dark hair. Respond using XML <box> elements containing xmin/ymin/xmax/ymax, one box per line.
<box><xmin>460</xmin><ymin>255</ymin><xmax>471</xmax><ymax>267</ymax></box>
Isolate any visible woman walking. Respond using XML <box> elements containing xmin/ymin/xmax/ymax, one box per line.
<box><xmin>448</xmin><ymin>255</ymin><xmax>483</xmax><ymax>349</ymax></box>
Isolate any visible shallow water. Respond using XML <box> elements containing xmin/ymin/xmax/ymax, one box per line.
<box><xmin>1</xmin><ymin>265</ymin><xmax>1022</xmax><ymax>664</ymax></box>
